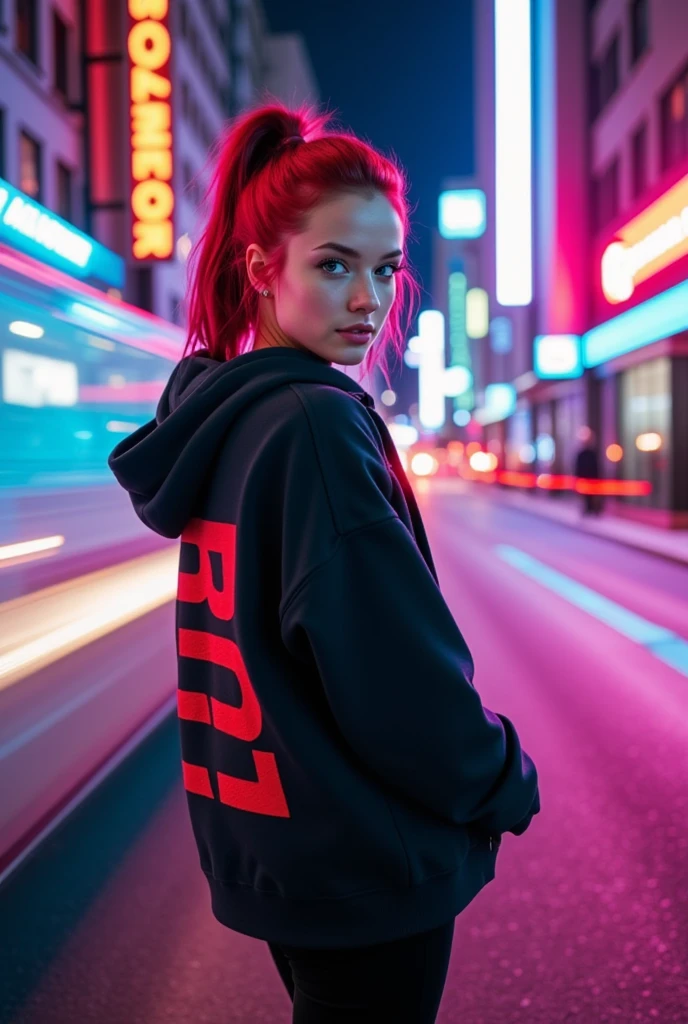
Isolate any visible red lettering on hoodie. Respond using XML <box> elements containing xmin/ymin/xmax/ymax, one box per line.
<box><xmin>178</xmin><ymin>518</ymin><xmax>236</xmax><ymax>621</ymax></box>
<box><xmin>177</xmin><ymin>517</ymin><xmax>291</xmax><ymax>818</ymax></box>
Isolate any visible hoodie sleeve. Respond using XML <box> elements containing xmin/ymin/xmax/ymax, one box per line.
<box><xmin>279</xmin><ymin>513</ymin><xmax>540</xmax><ymax>837</ymax></box>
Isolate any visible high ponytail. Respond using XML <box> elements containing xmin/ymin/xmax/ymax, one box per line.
<box><xmin>184</xmin><ymin>99</ymin><xmax>419</xmax><ymax>389</ymax></box>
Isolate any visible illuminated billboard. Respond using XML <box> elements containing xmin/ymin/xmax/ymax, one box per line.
<box><xmin>600</xmin><ymin>172</ymin><xmax>688</xmax><ymax>304</ymax></box>
<box><xmin>127</xmin><ymin>0</ymin><xmax>175</xmax><ymax>262</ymax></box>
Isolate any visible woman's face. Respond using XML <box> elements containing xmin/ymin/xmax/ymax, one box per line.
<box><xmin>248</xmin><ymin>191</ymin><xmax>404</xmax><ymax>366</ymax></box>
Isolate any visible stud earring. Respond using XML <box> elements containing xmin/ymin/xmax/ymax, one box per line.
<box><xmin>262</xmin><ymin>289</ymin><xmax>270</xmax><ymax>297</ymax></box>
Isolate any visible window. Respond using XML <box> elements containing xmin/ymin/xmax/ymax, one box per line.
<box><xmin>19</xmin><ymin>130</ymin><xmax>41</xmax><ymax>200</ymax></box>
<box><xmin>53</xmin><ymin>10</ymin><xmax>69</xmax><ymax>98</ymax></box>
<box><xmin>660</xmin><ymin>64</ymin><xmax>688</xmax><ymax>174</ymax></box>
<box><xmin>631</xmin><ymin>121</ymin><xmax>648</xmax><ymax>200</ymax></box>
<box><xmin>15</xmin><ymin>0</ymin><xmax>38</xmax><ymax>65</ymax></box>
<box><xmin>592</xmin><ymin>157</ymin><xmax>620</xmax><ymax>233</ymax></box>
<box><xmin>619</xmin><ymin>357</ymin><xmax>672</xmax><ymax>510</ymax></box>
<box><xmin>56</xmin><ymin>161</ymin><xmax>72</xmax><ymax>221</ymax></box>
<box><xmin>591</xmin><ymin>33</ymin><xmax>620</xmax><ymax>120</ymax></box>
<box><xmin>630</xmin><ymin>0</ymin><xmax>649</xmax><ymax>67</ymax></box>
<box><xmin>601</xmin><ymin>35</ymin><xmax>620</xmax><ymax>107</ymax></box>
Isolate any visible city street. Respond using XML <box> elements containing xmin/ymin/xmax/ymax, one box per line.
<box><xmin>2</xmin><ymin>485</ymin><xmax>686</xmax><ymax>1024</ymax></box>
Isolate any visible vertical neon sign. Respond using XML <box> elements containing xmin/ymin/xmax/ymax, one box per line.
<box><xmin>128</xmin><ymin>0</ymin><xmax>175</xmax><ymax>262</ymax></box>
<box><xmin>418</xmin><ymin>310</ymin><xmax>446</xmax><ymax>431</ymax></box>
<box><xmin>494</xmin><ymin>0</ymin><xmax>532</xmax><ymax>305</ymax></box>
<box><xmin>447</xmin><ymin>271</ymin><xmax>473</xmax><ymax>411</ymax></box>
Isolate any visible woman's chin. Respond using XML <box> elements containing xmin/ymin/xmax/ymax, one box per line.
<box><xmin>333</xmin><ymin>346</ymin><xmax>369</xmax><ymax>366</ymax></box>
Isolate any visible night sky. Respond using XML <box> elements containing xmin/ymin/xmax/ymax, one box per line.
<box><xmin>261</xmin><ymin>0</ymin><xmax>475</xmax><ymax>392</ymax></box>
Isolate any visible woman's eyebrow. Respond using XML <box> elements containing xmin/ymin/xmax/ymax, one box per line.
<box><xmin>312</xmin><ymin>242</ymin><xmax>403</xmax><ymax>260</ymax></box>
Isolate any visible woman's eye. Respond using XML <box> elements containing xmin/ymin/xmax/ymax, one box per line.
<box><xmin>317</xmin><ymin>259</ymin><xmax>402</xmax><ymax>278</ymax></box>
<box><xmin>318</xmin><ymin>259</ymin><xmax>346</xmax><ymax>274</ymax></box>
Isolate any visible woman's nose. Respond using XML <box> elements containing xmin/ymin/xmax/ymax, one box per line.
<box><xmin>349</xmin><ymin>280</ymin><xmax>381</xmax><ymax>314</ymax></box>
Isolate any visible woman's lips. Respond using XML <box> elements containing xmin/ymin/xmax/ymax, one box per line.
<box><xmin>336</xmin><ymin>329</ymin><xmax>374</xmax><ymax>344</ymax></box>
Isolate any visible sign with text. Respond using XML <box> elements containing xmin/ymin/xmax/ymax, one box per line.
<box><xmin>127</xmin><ymin>0</ymin><xmax>175</xmax><ymax>262</ymax></box>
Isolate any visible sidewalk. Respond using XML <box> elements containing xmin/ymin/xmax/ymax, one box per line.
<box><xmin>473</xmin><ymin>484</ymin><xmax>688</xmax><ymax>567</ymax></box>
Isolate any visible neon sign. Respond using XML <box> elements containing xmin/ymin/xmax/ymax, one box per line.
<box><xmin>128</xmin><ymin>0</ymin><xmax>175</xmax><ymax>261</ymax></box>
<box><xmin>583</xmin><ymin>278</ymin><xmax>688</xmax><ymax>367</ymax></box>
<box><xmin>448</xmin><ymin>271</ymin><xmax>473</xmax><ymax>411</ymax></box>
<box><xmin>534</xmin><ymin>334</ymin><xmax>583</xmax><ymax>379</ymax></box>
<box><xmin>417</xmin><ymin>310</ymin><xmax>446</xmax><ymax>431</ymax></box>
<box><xmin>601</xmin><ymin>172</ymin><xmax>688</xmax><ymax>303</ymax></box>
<box><xmin>466</xmin><ymin>288</ymin><xmax>489</xmax><ymax>338</ymax></box>
<box><xmin>438</xmin><ymin>190</ymin><xmax>486</xmax><ymax>239</ymax></box>
<box><xmin>494</xmin><ymin>0</ymin><xmax>532</xmax><ymax>306</ymax></box>
<box><xmin>0</xmin><ymin>177</ymin><xmax>124</xmax><ymax>287</ymax></box>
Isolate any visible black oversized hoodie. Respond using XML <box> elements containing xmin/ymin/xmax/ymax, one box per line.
<box><xmin>108</xmin><ymin>346</ymin><xmax>540</xmax><ymax>950</ymax></box>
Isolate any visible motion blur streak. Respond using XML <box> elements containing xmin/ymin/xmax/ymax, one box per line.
<box><xmin>496</xmin><ymin>544</ymin><xmax>688</xmax><ymax>677</ymax></box>
<box><xmin>0</xmin><ymin>549</ymin><xmax>178</xmax><ymax>691</ymax></box>
<box><xmin>0</xmin><ymin>535</ymin><xmax>65</xmax><ymax>565</ymax></box>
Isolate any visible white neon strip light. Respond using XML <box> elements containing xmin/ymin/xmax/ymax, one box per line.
<box><xmin>418</xmin><ymin>310</ymin><xmax>446</xmax><ymax>431</ymax></box>
<box><xmin>495</xmin><ymin>0</ymin><xmax>533</xmax><ymax>306</ymax></box>
<box><xmin>583</xmin><ymin>280</ymin><xmax>688</xmax><ymax>368</ymax></box>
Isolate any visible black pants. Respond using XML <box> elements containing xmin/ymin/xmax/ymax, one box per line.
<box><xmin>267</xmin><ymin>920</ymin><xmax>455</xmax><ymax>1023</ymax></box>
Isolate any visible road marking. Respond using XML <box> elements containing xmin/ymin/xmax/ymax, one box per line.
<box><xmin>495</xmin><ymin>544</ymin><xmax>688</xmax><ymax>678</ymax></box>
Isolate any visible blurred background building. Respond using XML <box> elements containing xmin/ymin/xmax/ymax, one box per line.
<box><xmin>0</xmin><ymin>0</ymin><xmax>318</xmax><ymax>322</ymax></box>
<box><xmin>433</xmin><ymin>0</ymin><xmax>688</xmax><ymax>527</ymax></box>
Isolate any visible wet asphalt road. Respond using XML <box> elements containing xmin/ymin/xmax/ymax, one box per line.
<box><xmin>1</xmin><ymin>484</ymin><xmax>687</xmax><ymax>1023</ymax></box>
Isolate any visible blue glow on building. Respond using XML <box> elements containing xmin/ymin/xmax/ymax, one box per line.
<box><xmin>0</xmin><ymin>177</ymin><xmax>124</xmax><ymax>289</ymax></box>
<box><xmin>583</xmin><ymin>279</ymin><xmax>688</xmax><ymax>368</ymax></box>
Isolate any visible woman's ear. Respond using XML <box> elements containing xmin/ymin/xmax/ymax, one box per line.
<box><xmin>246</xmin><ymin>243</ymin><xmax>268</xmax><ymax>293</ymax></box>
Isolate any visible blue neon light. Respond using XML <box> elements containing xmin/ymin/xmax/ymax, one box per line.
<box><xmin>583</xmin><ymin>280</ymin><xmax>688</xmax><ymax>368</ymax></box>
<box><xmin>496</xmin><ymin>545</ymin><xmax>688</xmax><ymax>678</ymax></box>
<box><xmin>534</xmin><ymin>334</ymin><xmax>583</xmax><ymax>379</ymax></box>
<box><xmin>438</xmin><ymin>190</ymin><xmax>487</xmax><ymax>239</ymax></box>
<box><xmin>0</xmin><ymin>176</ymin><xmax>124</xmax><ymax>289</ymax></box>
<box><xmin>484</xmin><ymin>382</ymin><xmax>516</xmax><ymax>418</ymax></box>
<box><xmin>490</xmin><ymin>316</ymin><xmax>512</xmax><ymax>354</ymax></box>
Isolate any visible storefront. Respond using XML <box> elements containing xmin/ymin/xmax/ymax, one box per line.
<box><xmin>587</xmin><ymin>166</ymin><xmax>688</xmax><ymax>527</ymax></box>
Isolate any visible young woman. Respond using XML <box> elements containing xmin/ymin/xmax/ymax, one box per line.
<box><xmin>109</xmin><ymin>102</ymin><xmax>540</xmax><ymax>1024</ymax></box>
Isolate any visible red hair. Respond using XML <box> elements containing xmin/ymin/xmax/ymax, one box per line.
<box><xmin>183</xmin><ymin>99</ymin><xmax>420</xmax><ymax>390</ymax></box>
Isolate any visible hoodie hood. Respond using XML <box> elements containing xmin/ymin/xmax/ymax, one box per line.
<box><xmin>107</xmin><ymin>347</ymin><xmax>377</xmax><ymax>539</ymax></box>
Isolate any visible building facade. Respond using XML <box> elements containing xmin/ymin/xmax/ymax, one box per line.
<box><xmin>0</xmin><ymin>0</ymin><xmax>84</xmax><ymax>229</ymax></box>
<box><xmin>2</xmin><ymin>0</ymin><xmax>318</xmax><ymax>329</ymax></box>
<box><xmin>464</xmin><ymin>0</ymin><xmax>688</xmax><ymax>527</ymax></box>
